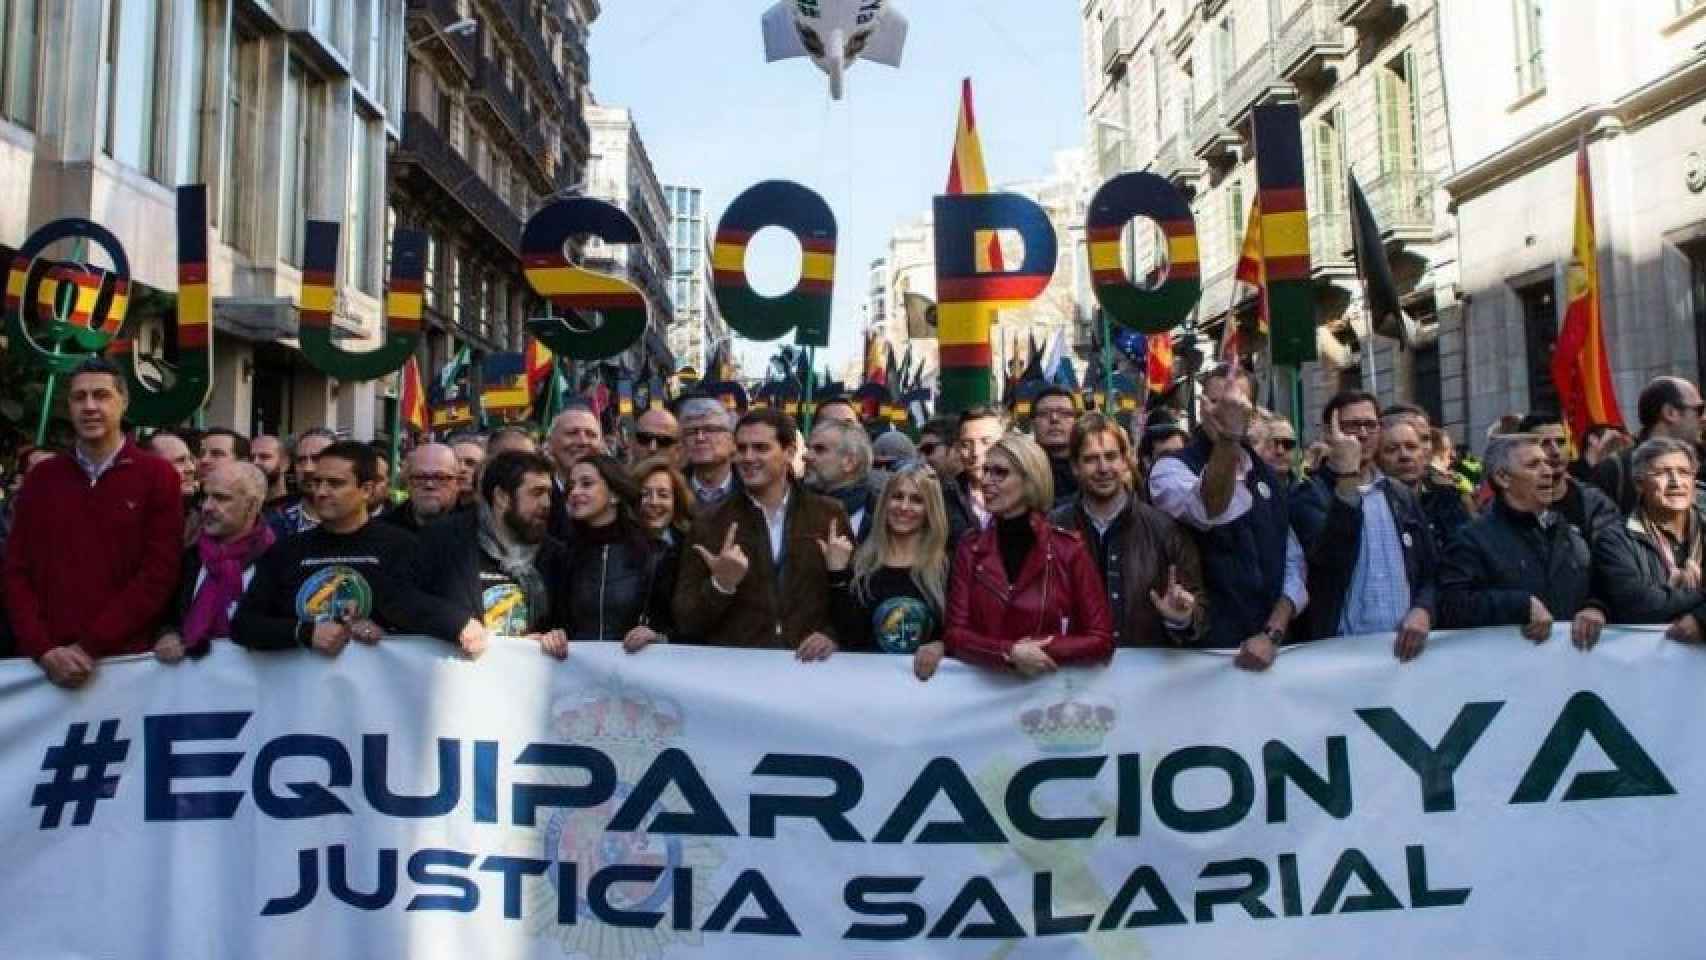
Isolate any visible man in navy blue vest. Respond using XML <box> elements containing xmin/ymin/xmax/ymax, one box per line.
<box><xmin>1289</xmin><ymin>392</ymin><xmax>1437</xmax><ymax>660</ymax></box>
<box><xmin>1150</xmin><ymin>366</ymin><xmax>1306</xmax><ymax>669</ymax></box>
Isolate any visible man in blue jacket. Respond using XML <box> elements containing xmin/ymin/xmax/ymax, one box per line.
<box><xmin>1290</xmin><ymin>391</ymin><xmax>1437</xmax><ymax>660</ymax></box>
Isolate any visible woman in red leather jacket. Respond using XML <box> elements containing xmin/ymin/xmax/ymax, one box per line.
<box><xmin>945</xmin><ymin>432</ymin><xmax>1114</xmax><ymax>675</ymax></box>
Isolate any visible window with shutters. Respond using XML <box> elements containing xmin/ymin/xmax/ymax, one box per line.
<box><xmin>1312</xmin><ymin>107</ymin><xmax>1346</xmax><ymax>215</ymax></box>
<box><xmin>1512</xmin><ymin>0</ymin><xmax>1545</xmax><ymax>97</ymax></box>
<box><xmin>1225</xmin><ymin>179</ymin><xmax>1245</xmax><ymax>263</ymax></box>
<box><xmin>1376</xmin><ymin>50</ymin><xmax>1422</xmax><ymax>175</ymax></box>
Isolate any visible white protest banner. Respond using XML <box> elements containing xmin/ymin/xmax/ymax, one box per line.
<box><xmin>0</xmin><ymin>627</ymin><xmax>1696</xmax><ymax>959</ymax></box>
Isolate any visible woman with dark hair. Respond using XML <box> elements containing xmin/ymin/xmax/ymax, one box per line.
<box><xmin>829</xmin><ymin>462</ymin><xmax>953</xmax><ymax>680</ymax></box>
<box><xmin>945</xmin><ymin>433</ymin><xmax>1113</xmax><ymax>676</ymax></box>
<box><xmin>631</xmin><ymin>456</ymin><xmax>693</xmax><ymax>545</ymax></box>
<box><xmin>564</xmin><ymin>455</ymin><xmax>675</xmax><ymax>652</ymax></box>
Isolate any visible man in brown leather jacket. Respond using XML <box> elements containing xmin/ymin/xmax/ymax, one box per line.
<box><xmin>1050</xmin><ymin>413</ymin><xmax>1203</xmax><ymax>646</ymax></box>
<box><xmin>674</xmin><ymin>408</ymin><xmax>849</xmax><ymax>656</ymax></box>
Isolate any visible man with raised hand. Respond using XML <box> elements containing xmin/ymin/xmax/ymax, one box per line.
<box><xmin>1149</xmin><ymin>365</ymin><xmax>1305</xmax><ymax>668</ymax></box>
<box><xmin>1289</xmin><ymin>391</ymin><xmax>1437</xmax><ymax>660</ymax></box>
<box><xmin>233</xmin><ymin>442</ymin><xmax>427</xmax><ymax>655</ymax></box>
<box><xmin>674</xmin><ymin>408</ymin><xmax>847</xmax><ymax>657</ymax></box>
<box><xmin>2</xmin><ymin>358</ymin><xmax>183</xmax><ymax>687</ymax></box>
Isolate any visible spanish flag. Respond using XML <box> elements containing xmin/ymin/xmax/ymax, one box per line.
<box><xmin>400</xmin><ymin>355</ymin><xmax>427</xmax><ymax>436</ymax></box>
<box><xmin>1226</xmin><ymin>197</ymin><xmax>1269</xmax><ymax>361</ymax></box>
<box><xmin>524</xmin><ymin>337</ymin><xmax>552</xmax><ymax>403</ymax></box>
<box><xmin>1550</xmin><ymin>139</ymin><xmax>1624</xmax><ymax>437</ymax></box>
<box><xmin>945</xmin><ymin>78</ymin><xmax>1004</xmax><ymax>274</ymax></box>
<box><xmin>1147</xmin><ymin>332</ymin><xmax>1174</xmax><ymax>396</ymax></box>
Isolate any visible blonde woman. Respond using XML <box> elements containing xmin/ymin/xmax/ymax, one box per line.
<box><xmin>945</xmin><ymin>433</ymin><xmax>1113</xmax><ymax>676</ymax></box>
<box><xmin>827</xmin><ymin>462</ymin><xmax>952</xmax><ymax>680</ymax></box>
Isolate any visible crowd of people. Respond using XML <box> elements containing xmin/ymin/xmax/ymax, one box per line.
<box><xmin>1</xmin><ymin>353</ymin><xmax>1699</xmax><ymax>691</ymax></box>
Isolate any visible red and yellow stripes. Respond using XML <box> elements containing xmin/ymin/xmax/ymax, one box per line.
<box><xmin>524</xmin><ymin>251</ymin><xmax>648</xmax><ymax>313</ymax></box>
<box><xmin>712</xmin><ymin>228</ymin><xmax>835</xmax><ymax>296</ymax></box>
<box><xmin>1551</xmin><ymin>140</ymin><xmax>1624</xmax><ymax>436</ymax></box>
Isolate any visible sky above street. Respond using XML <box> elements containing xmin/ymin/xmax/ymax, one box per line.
<box><xmin>589</xmin><ymin>1</ymin><xmax>1083</xmax><ymax>375</ymax></box>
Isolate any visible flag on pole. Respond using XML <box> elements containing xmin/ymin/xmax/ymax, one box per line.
<box><xmin>1348</xmin><ymin>172</ymin><xmax>1416</xmax><ymax>346</ymax></box>
<box><xmin>946</xmin><ymin>79</ymin><xmax>1004</xmax><ymax>275</ymax></box>
<box><xmin>1226</xmin><ymin>197</ymin><xmax>1269</xmax><ymax>362</ymax></box>
<box><xmin>524</xmin><ymin>338</ymin><xmax>552</xmax><ymax>403</ymax></box>
<box><xmin>864</xmin><ymin>330</ymin><xmax>887</xmax><ymax>385</ymax></box>
<box><xmin>1551</xmin><ymin>139</ymin><xmax>1624</xmax><ymax>437</ymax></box>
<box><xmin>1147</xmin><ymin>333</ymin><xmax>1174</xmax><ymax>396</ymax></box>
<box><xmin>400</xmin><ymin>355</ymin><xmax>427</xmax><ymax>436</ymax></box>
<box><xmin>479</xmin><ymin>352</ymin><xmax>531</xmax><ymax>422</ymax></box>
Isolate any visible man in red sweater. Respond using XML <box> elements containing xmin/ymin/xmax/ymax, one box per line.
<box><xmin>2</xmin><ymin>358</ymin><xmax>183</xmax><ymax>687</ymax></box>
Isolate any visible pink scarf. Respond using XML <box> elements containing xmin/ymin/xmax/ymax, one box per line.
<box><xmin>182</xmin><ymin>524</ymin><xmax>276</xmax><ymax>655</ymax></box>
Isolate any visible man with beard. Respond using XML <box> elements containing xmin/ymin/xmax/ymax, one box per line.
<box><xmin>411</xmin><ymin>451</ymin><xmax>568</xmax><ymax>658</ymax></box>
<box><xmin>1030</xmin><ymin>387</ymin><xmax>1080</xmax><ymax>507</ymax></box>
<box><xmin>3</xmin><ymin>358</ymin><xmax>183</xmax><ymax>686</ymax></box>
<box><xmin>250</xmin><ymin>435</ymin><xmax>288</xmax><ymax>502</ymax></box>
<box><xmin>803</xmin><ymin>419</ymin><xmax>876</xmax><ymax>540</ymax></box>
<box><xmin>234</xmin><ymin>442</ymin><xmax>427</xmax><ymax>655</ymax></box>
<box><xmin>155</xmin><ymin>461</ymin><xmax>275</xmax><ymax>661</ymax></box>
<box><xmin>1051</xmin><ymin>412</ymin><xmax>1202</xmax><ymax>646</ymax></box>
<box><xmin>385</xmin><ymin>442</ymin><xmax>463</xmax><ymax>532</ymax></box>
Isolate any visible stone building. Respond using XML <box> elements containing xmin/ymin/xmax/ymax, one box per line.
<box><xmin>390</xmin><ymin>0</ymin><xmax>600</xmax><ymax>400</ymax></box>
<box><xmin>664</xmin><ymin>183</ymin><xmax>727</xmax><ymax>373</ymax></box>
<box><xmin>1082</xmin><ymin>0</ymin><xmax>1462</xmax><ymax>434</ymax></box>
<box><xmin>0</xmin><ymin>0</ymin><xmax>410</xmax><ymax>439</ymax></box>
<box><xmin>1439</xmin><ymin>0</ymin><xmax>1706</xmax><ymax>440</ymax></box>
<box><xmin>585</xmin><ymin>104</ymin><xmax>674</xmax><ymax>371</ymax></box>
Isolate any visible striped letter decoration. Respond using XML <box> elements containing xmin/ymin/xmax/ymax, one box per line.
<box><xmin>118</xmin><ymin>185</ymin><xmax>217</xmax><ymax>426</ymax></box>
<box><xmin>1085</xmin><ymin>172</ymin><xmax>1200</xmax><ymax>335</ymax></box>
<box><xmin>522</xmin><ymin>197</ymin><xmax>650</xmax><ymax>360</ymax></box>
<box><xmin>712</xmin><ymin>181</ymin><xmax>837</xmax><ymax>348</ymax></box>
<box><xmin>296</xmin><ymin>220</ymin><xmax>426</xmax><ymax>380</ymax></box>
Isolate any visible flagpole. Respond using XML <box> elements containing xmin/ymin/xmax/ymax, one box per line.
<box><xmin>1099</xmin><ymin>308</ymin><xmax>1114</xmax><ymax>414</ymax></box>
<box><xmin>802</xmin><ymin>346</ymin><xmax>817</xmax><ymax>434</ymax></box>
<box><xmin>388</xmin><ymin>369</ymin><xmax>404</xmax><ymax>487</ymax></box>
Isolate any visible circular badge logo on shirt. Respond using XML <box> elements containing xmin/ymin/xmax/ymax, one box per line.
<box><xmin>294</xmin><ymin>565</ymin><xmax>375</xmax><ymax>624</ymax></box>
<box><xmin>1257</xmin><ymin>481</ymin><xmax>1272</xmax><ymax>500</ymax></box>
<box><xmin>482</xmin><ymin>583</ymin><xmax>530</xmax><ymax>637</ymax></box>
<box><xmin>872</xmin><ymin>596</ymin><xmax>935</xmax><ymax>654</ymax></box>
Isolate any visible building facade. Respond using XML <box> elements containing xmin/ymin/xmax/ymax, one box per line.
<box><xmin>663</xmin><ymin>183</ymin><xmax>727</xmax><ymax>374</ymax></box>
<box><xmin>585</xmin><ymin>104</ymin><xmax>674</xmax><ymax>370</ymax></box>
<box><xmin>0</xmin><ymin>0</ymin><xmax>411</xmax><ymax>440</ymax></box>
<box><xmin>1440</xmin><ymin>0</ymin><xmax>1706</xmax><ymax>440</ymax></box>
<box><xmin>390</xmin><ymin>0</ymin><xmax>599</xmax><ymax>407</ymax></box>
<box><xmin>1082</xmin><ymin>0</ymin><xmax>1463</xmax><ymax>433</ymax></box>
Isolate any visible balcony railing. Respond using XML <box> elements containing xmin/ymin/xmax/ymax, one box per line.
<box><xmin>1224</xmin><ymin>48</ymin><xmax>1283</xmax><ymax>123</ymax></box>
<box><xmin>488</xmin><ymin>0</ymin><xmax>570</xmax><ymax>112</ymax></box>
<box><xmin>404</xmin><ymin>0</ymin><xmax>476</xmax><ymax>76</ymax></box>
<box><xmin>397</xmin><ymin>111</ymin><xmax>523</xmax><ymax>254</ymax></box>
<box><xmin>470</xmin><ymin>52</ymin><xmax>549</xmax><ymax>176</ymax></box>
<box><xmin>1308</xmin><ymin>209</ymin><xmax>1352</xmax><ymax>267</ymax></box>
<box><xmin>1154</xmin><ymin>133</ymin><xmax>1201</xmax><ymax>187</ymax></box>
<box><xmin>1276</xmin><ymin>0</ymin><xmax>1348</xmax><ymax>83</ymax></box>
<box><xmin>1365</xmin><ymin>169</ymin><xmax>1436</xmax><ymax>241</ymax></box>
<box><xmin>1191</xmin><ymin>92</ymin><xmax>1237</xmax><ymax>160</ymax></box>
<box><xmin>1102</xmin><ymin>16</ymin><xmax>1128</xmax><ymax>75</ymax></box>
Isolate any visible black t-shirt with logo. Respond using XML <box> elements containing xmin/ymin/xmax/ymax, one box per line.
<box><xmin>232</xmin><ymin>521</ymin><xmax>425</xmax><ymax>650</ymax></box>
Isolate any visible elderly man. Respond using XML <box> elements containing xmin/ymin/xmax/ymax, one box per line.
<box><xmin>412</xmin><ymin>450</ymin><xmax>569</xmax><ymax>657</ymax></box>
<box><xmin>630</xmin><ymin>406</ymin><xmax>682</xmax><ymax>469</ymax></box>
<box><xmin>804</xmin><ymin>419</ymin><xmax>876</xmax><ymax>540</ymax></box>
<box><xmin>1052</xmin><ymin>412</ymin><xmax>1202</xmax><ymax>647</ymax></box>
<box><xmin>386</xmin><ymin>442</ymin><xmax>462</xmax><ymax>532</ymax></box>
<box><xmin>3</xmin><ymin>358</ymin><xmax>183</xmax><ymax>686</ymax></box>
<box><xmin>1290</xmin><ymin>392</ymin><xmax>1437</xmax><ymax>659</ymax></box>
<box><xmin>1593</xmin><ymin>438</ymin><xmax>1706</xmax><ymax>641</ymax></box>
<box><xmin>449</xmin><ymin>433</ymin><xmax>487</xmax><ymax>509</ymax></box>
<box><xmin>1438</xmin><ymin>433</ymin><xmax>1605</xmax><ymax>648</ymax></box>
<box><xmin>1593</xmin><ymin>376</ymin><xmax>1705</xmax><ymax>514</ymax></box>
<box><xmin>546</xmin><ymin>402</ymin><xmax>605</xmax><ymax>539</ymax></box>
<box><xmin>1030</xmin><ymin>386</ymin><xmax>1080</xmax><ymax>507</ymax></box>
<box><xmin>145</xmin><ymin>429</ymin><xmax>204</xmax><ymax>545</ymax></box>
<box><xmin>266</xmin><ymin>428</ymin><xmax>336</xmax><ymax>537</ymax></box>
<box><xmin>1377</xmin><ymin>416</ymin><xmax>1472</xmax><ymax>548</ymax></box>
<box><xmin>680</xmin><ymin>396</ymin><xmax>740</xmax><ymax>509</ymax></box>
<box><xmin>1150</xmin><ymin>366</ymin><xmax>1305</xmax><ymax>668</ymax></box>
<box><xmin>155</xmin><ymin>461</ymin><xmax>276</xmax><ymax>662</ymax></box>
<box><xmin>1252</xmin><ymin>409</ymin><xmax>1297</xmax><ymax>493</ymax></box>
<box><xmin>234</xmin><ymin>442</ymin><xmax>426</xmax><ymax>655</ymax></box>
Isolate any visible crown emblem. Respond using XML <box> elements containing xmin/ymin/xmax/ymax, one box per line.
<box><xmin>1019</xmin><ymin>679</ymin><xmax>1115</xmax><ymax>754</ymax></box>
<box><xmin>552</xmin><ymin>682</ymin><xmax>685</xmax><ymax>746</ymax></box>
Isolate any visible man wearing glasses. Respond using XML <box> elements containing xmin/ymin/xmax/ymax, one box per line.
<box><xmin>629</xmin><ymin>406</ymin><xmax>683</xmax><ymax>469</ymax></box>
<box><xmin>384</xmin><ymin>443</ymin><xmax>463</xmax><ymax>532</ymax></box>
<box><xmin>1289</xmin><ymin>391</ymin><xmax>1437</xmax><ymax>659</ymax></box>
<box><xmin>679</xmin><ymin>397</ymin><xmax>740</xmax><ymax>509</ymax></box>
<box><xmin>1253</xmin><ymin>409</ymin><xmax>1298</xmax><ymax>494</ymax></box>
<box><xmin>1030</xmin><ymin>386</ymin><xmax>1081</xmax><ymax>508</ymax></box>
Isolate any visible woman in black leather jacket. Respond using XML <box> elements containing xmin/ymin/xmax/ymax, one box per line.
<box><xmin>564</xmin><ymin>455</ymin><xmax>675</xmax><ymax>652</ymax></box>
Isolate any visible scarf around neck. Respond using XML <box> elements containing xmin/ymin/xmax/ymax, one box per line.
<box><xmin>477</xmin><ymin>502</ymin><xmax>549</xmax><ymax>629</ymax></box>
<box><xmin>182</xmin><ymin>522</ymin><xmax>276</xmax><ymax>654</ymax></box>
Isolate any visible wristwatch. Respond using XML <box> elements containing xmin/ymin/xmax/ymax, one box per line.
<box><xmin>1264</xmin><ymin>626</ymin><xmax>1285</xmax><ymax>645</ymax></box>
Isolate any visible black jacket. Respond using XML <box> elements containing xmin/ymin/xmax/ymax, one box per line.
<box><xmin>409</xmin><ymin>509</ymin><xmax>572</xmax><ymax>642</ymax></box>
<box><xmin>942</xmin><ymin>475</ymin><xmax>981</xmax><ymax>549</ymax></box>
<box><xmin>1289</xmin><ymin>471</ymin><xmax>1437</xmax><ymax>640</ymax></box>
<box><xmin>1554</xmin><ymin>478</ymin><xmax>1621</xmax><ymax>544</ymax></box>
<box><xmin>1438</xmin><ymin>499</ymin><xmax>1599</xmax><ymax>629</ymax></box>
<box><xmin>563</xmin><ymin>524</ymin><xmax>676</xmax><ymax>643</ymax></box>
<box><xmin>1591</xmin><ymin>510</ymin><xmax>1706</xmax><ymax>628</ymax></box>
<box><xmin>1418</xmin><ymin>473</ymin><xmax>1475</xmax><ymax>548</ymax></box>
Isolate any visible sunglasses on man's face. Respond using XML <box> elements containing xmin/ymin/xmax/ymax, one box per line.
<box><xmin>1271</xmin><ymin>438</ymin><xmax>1297</xmax><ymax>450</ymax></box>
<box><xmin>635</xmin><ymin>431</ymin><xmax>678</xmax><ymax>448</ymax></box>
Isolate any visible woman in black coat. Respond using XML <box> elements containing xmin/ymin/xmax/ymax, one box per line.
<box><xmin>562</xmin><ymin>455</ymin><xmax>676</xmax><ymax>653</ymax></box>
